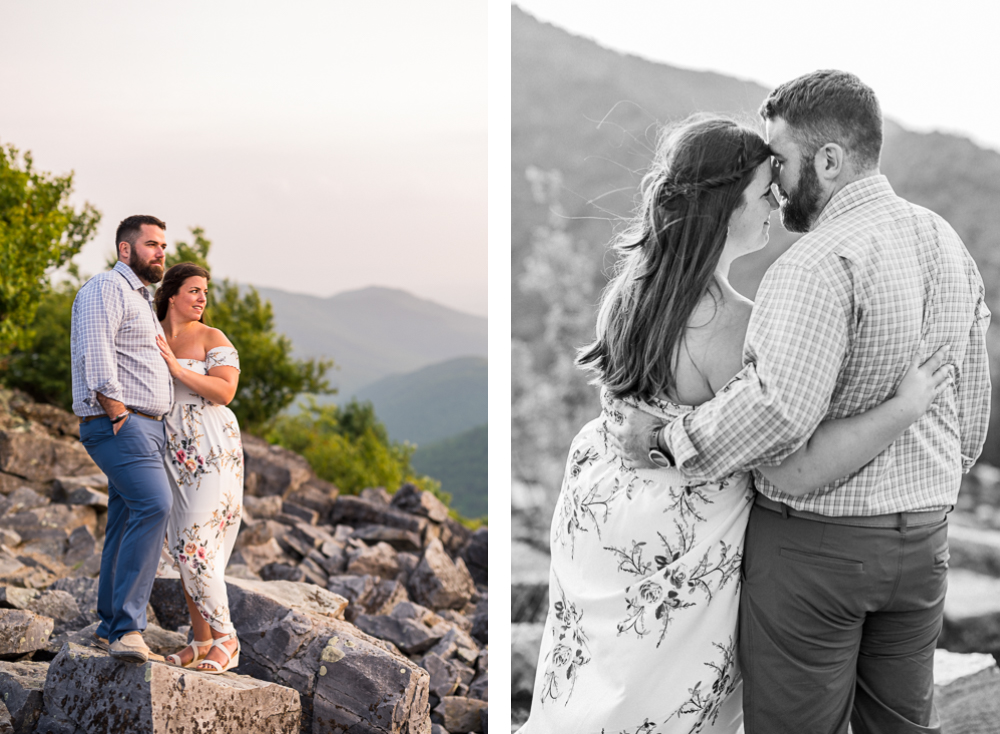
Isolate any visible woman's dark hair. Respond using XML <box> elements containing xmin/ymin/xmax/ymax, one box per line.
<box><xmin>155</xmin><ymin>262</ymin><xmax>211</xmax><ymax>322</ymax></box>
<box><xmin>577</xmin><ymin>114</ymin><xmax>770</xmax><ymax>401</ymax></box>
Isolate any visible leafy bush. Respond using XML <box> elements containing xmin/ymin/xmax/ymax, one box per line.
<box><xmin>267</xmin><ymin>399</ymin><xmax>446</xmax><ymax>501</ymax></box>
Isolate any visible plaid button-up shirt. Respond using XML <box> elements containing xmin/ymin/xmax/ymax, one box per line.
<box><xmin>71</xmin><ymin>261</ymin><xmax>173</xmax><ymax>418</ymax></box>
<box><xmin>665</xmin><ymin>175</ymin><xmax>991</xmax><ymax>515</ymax></box>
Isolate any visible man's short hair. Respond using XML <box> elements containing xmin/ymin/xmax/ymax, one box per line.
<box><xmin>116</xmin><ymin>215</ymin><xmax>166</xmax><ymax>250</ymax></box>
<box><xmin>760</xmin><ymin>70</ymin><xmax>883</xmax><ymax>172</ymax></box>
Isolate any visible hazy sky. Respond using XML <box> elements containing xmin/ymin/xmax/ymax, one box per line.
<box><xmin>1</xmin><ymin>1</ymin><xmax>487</xmax><ymax>316</ymax></box>
<box><xmin>515</xmin><ymin>1</ymin><xmax>1000</xmax><ymax>153</ymax></box>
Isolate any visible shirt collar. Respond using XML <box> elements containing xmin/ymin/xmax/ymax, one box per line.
<box><xmin>813</xmin><ymin>174</ymin><xmax>895</xmax><ymax>230</ymax></box>
<box><xmin>113</xmin><ymin>260</ymin><xmax>147</xmax><ymax>291</ymax></box>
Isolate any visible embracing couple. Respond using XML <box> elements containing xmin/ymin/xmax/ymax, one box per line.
<box><xmin>70</xmin><ymin>215</ymin><xmax>244</xmax><ymax>674</ymax></box>
<box><xmin>521</xmin><ymin>70</ymin><xmax>990</xmax><ymax>733</ymax></box>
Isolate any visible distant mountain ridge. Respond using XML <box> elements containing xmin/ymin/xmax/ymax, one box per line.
<box><xmin>253</xmin><ymin>285</ymin><xmax>487</xmax><ymax>397</ymax></box>
<box><xmin>353</xmin><ymin>356</ymin><xmax>487</xmax><ymax>446</ymax></box>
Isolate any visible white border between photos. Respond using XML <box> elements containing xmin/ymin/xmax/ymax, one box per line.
<box><xmin>487</xmin><ymin>0</ymin><xmax>512</xmax><ymax>727</ymax></box>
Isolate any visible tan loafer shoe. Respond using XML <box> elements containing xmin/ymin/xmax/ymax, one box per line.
<box><xmin>92</xmin><ymin>633</ymin><xmax>109</xmax><ymax>651</ymax></box>
<box><xmin>109</xmin><ymin>631</ymin><xmax>155</xmax><ymax>664</ymax></box>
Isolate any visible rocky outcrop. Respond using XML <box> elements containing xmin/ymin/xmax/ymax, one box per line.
<box><xmin>0</xmin><ymin>389</ymin><xmax>488</xmax><ymax>733</ymax></box>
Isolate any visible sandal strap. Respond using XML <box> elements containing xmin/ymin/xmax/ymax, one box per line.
<box><xmin>167</xmin><ymin>639</ymin><xmax>214</xmax><ymax>664</ymax></box>
<box><xmin>197</xmin><ymin>658</ymin><xmax>225</xmax><ymax>672</ymax></box>
<box><xmin>205</xmin><ymin>634</ymin><xmax>239</xmax><ymax>665</ymax></box>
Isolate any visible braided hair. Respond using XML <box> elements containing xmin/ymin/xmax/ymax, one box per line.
<box><xmin>578</xmin><ymin>114</ymin><xmax>770</xmax><ymax>401</ymax></box>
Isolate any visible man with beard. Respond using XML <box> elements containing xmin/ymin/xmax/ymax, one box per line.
<box><xmin>607</xmin><ymin>70</ymin><xmax>990</xmax><ymax>733</ymax></box>
<box><xmin>71</xmin><ymin>215</ymin><xmax>174</xmax><ymax>664</ymax></box>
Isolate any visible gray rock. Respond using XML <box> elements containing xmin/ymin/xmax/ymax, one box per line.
<box><xmin>239</xmin><ymin>538</ymin><xmax>295</xmax><ymax>575</ymax></box>
<box><xmin>438</xmin><ymin>609</ymin><xmax>473</xmax><ymax>634</ymax></box>
<box><xmin>936</xmin><ymin>659</ymin><xmax>1000</xmax><ymax>733</ymax></box>
<box><xmin>223</xmin><ymin>577</ymin><xmax>430</xmax><ymax>734</ymax></box>
<box><xmin>425</xmin><ymin>627</ymin><xmax>480</xmax><ymax>664</ymax></box>
<box><xmin>261</xmin><ymin>563</ymin><xmax>305</xmax><ymax>583</ymax></box>
<box><xmin>0</xmin><ymin>489</ymin><xmax>48</xmax><ymax>517</ymax></box>
<box><xmin>242</xmin><ymin>434</ymin><xmax>313</xmax><ymax>498</ymax></box>
<box><xmin>359</xmin><ymin>487</ymin><xmax>392</xmax><ymax>505</ymax></box>
<box><xmin>0</xmin><ymin>430</ymin><xmax>98</xmax><ymax>485</ymax></box>
<box><xmin>242</xmin><ymin>494</ymin><xmax>283</xmax><ymax>520</ymax></box>
<box><xmin>62</xmin><ymin>526</ymin><xmax>96</xmax><ymax>568</ymax></box>
<box><xmin>0</xmin><ymin>700</ymin><xmax>11</xmax><ymax>734</ymax></box>
<box><xmin>391</xmin><ymin>484</ymin><xmax>450</xmax><ymax>523</ymax></box>
<box><xmin>352</xmin><ymin>524</ymin><xmax>423</xmax><ymax>552</ymax></box>
<box><xmin>438</xmin><ymin>518</ymin><xmax>474</xmax><ymax>560</ymax></box>
<box><xmin>461</xmin><ymin>528</ymin><xmax>487</xmax><ymax>588</ymax></box>
<box><xmin>64</xmin><ymin>487</ymin><xmax>108</xmax><ymax>509</ymax></box>
<box><xmin>0</xmin><ymin>609</ymin><xmax>52</xmax><ymax>654</ymax></box>
<box><xmin>941</xmin><ymin>569</ymin><xmax>1000</xmax><ymax>653</ymax></box>
<box><xmin>354</xmin><ymin>602</ymin><xmax>450</xmax><ymax>656</ymax></box>
<box><xmin>285</xmin><ymin>479</ymin><xmax>338</xmax><ymax>521</ymax></box>
<box><xmin>41</xmin><ymin>643</ymin><xmax>302</xmax><ymax>733</ymax></box>
<box><xmin>0</xmin><ymin>588</ymin><xmax>38</xmax><ymax>610</ymax></box>
<box><xmin>471</xmin><ymin>594</ymin><xmax>487</xmax><ymax>645</ymax></box>
<box><xmin>0</xmin><ymin>660</ymin><xmax>46</xmax><ymax>733</ymax></box>
<box><xmin>330</xmin><ymin>496</ymin><xmax>430</xmax><ymax>541</ymax></box>
<box><xmin>420</xmin><ymin>652</ymin><xmax>476</xmax><ymax>700</ymax></box>
<box><xmin>397</xmin><ymin>551</ymin><xmax>420</xmax><ymax>585</ymax></box>
<box><xmin>469</xmin><ymin>649</ymin><xmax>487</xmax><ymax>702</ymax></box>
<box><xmin>431</xmin><ymin>726</ymin><xmax>450</xmax><ymax>734</ymax></box>
<box><xmin>433</xmin><ymin>696</ymin><xmax>487</xmax><ymax>733</ymax></box>
<box><xmin>281</xmin><ymin>500</ymin><xmax>318</xmax><ymax>525</ymax></box>
<box><xmin>0</xmin><ymin>531</ymin><xmax>19</xmax><ymax>549</ymax></box>
<box><xmin>346</xmin><ymin>541</ymin><xmax>400</xmax><ymax>578</ymax></box>
<box><xmin>299</xmin><ymin>556</ymin><xmax>330</xmax><ymax>587</ymax></box>
<box><xmin>367</xmin><ymin>579</ymin><xmax>409</xmax><ymax>616</ymax></box>
<box><xmin>511</xmin><ymin>623</ymin><xmax>544</xmax><ymax>700</ymax></box>
<box><xmin>24</xmin><ymin>591</ymin><xmax>79</xmax><ymax>637</ymax></box>
<box><xmin>50</xmin><ymin>474</ymin><xmax>107</xmax><ymax>502</ymax></box>
<box><xmin>409</xmin><ymin>538</ymin><xmax>476</xmax><ymax>611</ymax></box>
<box><xmin>223</xmin><ymin>563</ymin><xmax>262</xmax><ymax>580</ymax></box>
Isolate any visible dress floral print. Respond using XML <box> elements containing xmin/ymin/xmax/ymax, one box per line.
<box><xmin>160</xmin><ymin>346</ymin><xmax>243</xmax><ymax>635</ymax></box>
<box><xmin>520</xmin><ymin>389</ymin><xmax>753</xmax><ymax>734</ymax></box>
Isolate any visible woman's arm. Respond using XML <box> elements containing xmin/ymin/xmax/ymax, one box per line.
<box><xmin>758</xmin><ymin>345</ymin><xmax>953</xmax><ymax>496</ymax></box>
<box><xmin>157</xmin><ymin>334</ymin><xmax>240</xmax><ymax>406</ymax></box>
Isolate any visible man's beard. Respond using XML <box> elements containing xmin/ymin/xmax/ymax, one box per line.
<box><xmin>129</xmin><ymin>251</ymin><xmax>164</xmax><ymax>283</ymax></box>
<box><xmin>779</xmin><ymin>161</ymin><xmax>823</xmax><ymax>234</ymax></box>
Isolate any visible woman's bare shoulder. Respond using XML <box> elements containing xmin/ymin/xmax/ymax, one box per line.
<box><xmin>199</xmin><ymin>325</ymin><xmax>234</xmax><ymax>351</ymax></box>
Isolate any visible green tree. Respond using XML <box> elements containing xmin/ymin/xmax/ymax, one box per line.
<box><xmin>267</xmin><ymin>399</ymin><xmax>446</xmax><ymax>500</ymax></box>
<box><xmin>2</xmin><ymin>265</ymin><xmax>82</xmax><ymax>411</ymax></box>
<box><xmin>0</xmin><ymin>144</ymin><xmax>100</xmax><ymax>356</ymax></box>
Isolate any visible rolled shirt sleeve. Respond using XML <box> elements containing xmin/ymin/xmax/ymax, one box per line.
<box><xmin>73</xmin><ymin>276</ymin><xmax>126</xmax><ymax>407</ymax></box>
<box><xmin>958</xmin><ymin>285</ymin><xmax>992</xmax><ymax>472</ymax></box>
<box><xmin>664</xmin><ymin>263</ymin><xmax>849</xmax><ymax>483</ymax></box>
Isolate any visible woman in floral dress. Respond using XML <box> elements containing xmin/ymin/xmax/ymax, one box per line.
<box><xmin>154</xmin><ymin>262</ymin><xmax>243</xmax><ymax>674</ymax></box>
<box><xmin>519</xmin><ymin>116</ymin><xmax>952</xmax><ymax>733</ymax></box>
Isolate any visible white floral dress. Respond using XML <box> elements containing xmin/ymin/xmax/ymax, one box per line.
<box><xmin>162</xmin><ymin>346</ymin><xmax>244</xmax><ymax>634</ymax></box>
<box><xmin>521</xmin><ymin>390</ymin><xmax>753</xmax><ymax>734</ymax></box>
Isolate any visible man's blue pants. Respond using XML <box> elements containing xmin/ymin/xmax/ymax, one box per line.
<box><xmin>79</xmin><ymin>414</ymin><xmax>172</xmax><ymax>643</ymax></box>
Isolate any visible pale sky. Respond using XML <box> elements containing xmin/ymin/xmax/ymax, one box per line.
<box><xmin>515</xmin><ymin>1</ymin><xmax>1000</xmax><ymax>153</ymax></box>
<box><xmin>0</xmin><ymin>1</ymin><xmax>487</xmax><ymax>316</ymax></box>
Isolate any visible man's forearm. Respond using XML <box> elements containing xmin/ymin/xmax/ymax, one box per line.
<box><xmin>95</xmin><ymin>393</ymin><xmax>127</xmax><ymax>420</ymax></box>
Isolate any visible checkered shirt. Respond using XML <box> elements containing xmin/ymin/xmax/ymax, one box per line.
<box><xmin>71</xmin><ymin>261</ymin><xmax>173</xmax><ymax>418</ymax></box>
<box><xmin>664</xmin><ymin>175</ymin><xmax>991</xmax><ymax>515</ymax></box>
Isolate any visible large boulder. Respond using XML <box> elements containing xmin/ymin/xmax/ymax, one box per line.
<box><xmin>0</xmin><ymin>429</ymin><xmax>98</xmax><ymax>485</ymax></box>
<box><xmin>330</xmin><ymin>496</ymin><xmax>430</xmax><ymax>542</ymax></box>
<box><xmin>222</xmin><ymin>576</ymin><xmax>431</xmax><ymax>734</ymax></box>
<box><xmin>37</xmin><ymin>643</ymin><xmax>301</xmax><ymax>733</ymax></box>
<box><xmin>242</xmin><ymin>434</ymin><xmax>313</xmax><ymax>498</ymax></box>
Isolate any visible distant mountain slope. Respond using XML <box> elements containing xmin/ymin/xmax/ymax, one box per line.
<box><xmin>352</xmin><ymin>356</ymin><xmax>487</xmax><ymax>446</ymax></box>
<box><xmin>410</xmin><ymin>424</ymin><xmax>487</xmax><ymax>519</ymax></box>
<box><xmin>254</xmin><ymin>285</ymin><xmax>487</xmax><ymax>396</ymax></box>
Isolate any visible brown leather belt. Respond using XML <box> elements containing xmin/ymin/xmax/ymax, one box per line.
<box><xmin>79</xmin><ymin>408</ymin><xmax>163</xmax><ymax>424</ymax></box>
<box><xmin>755</xmin><ymin>493</ymin><xmax>948</xmax><ymax>529</ymax></box>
